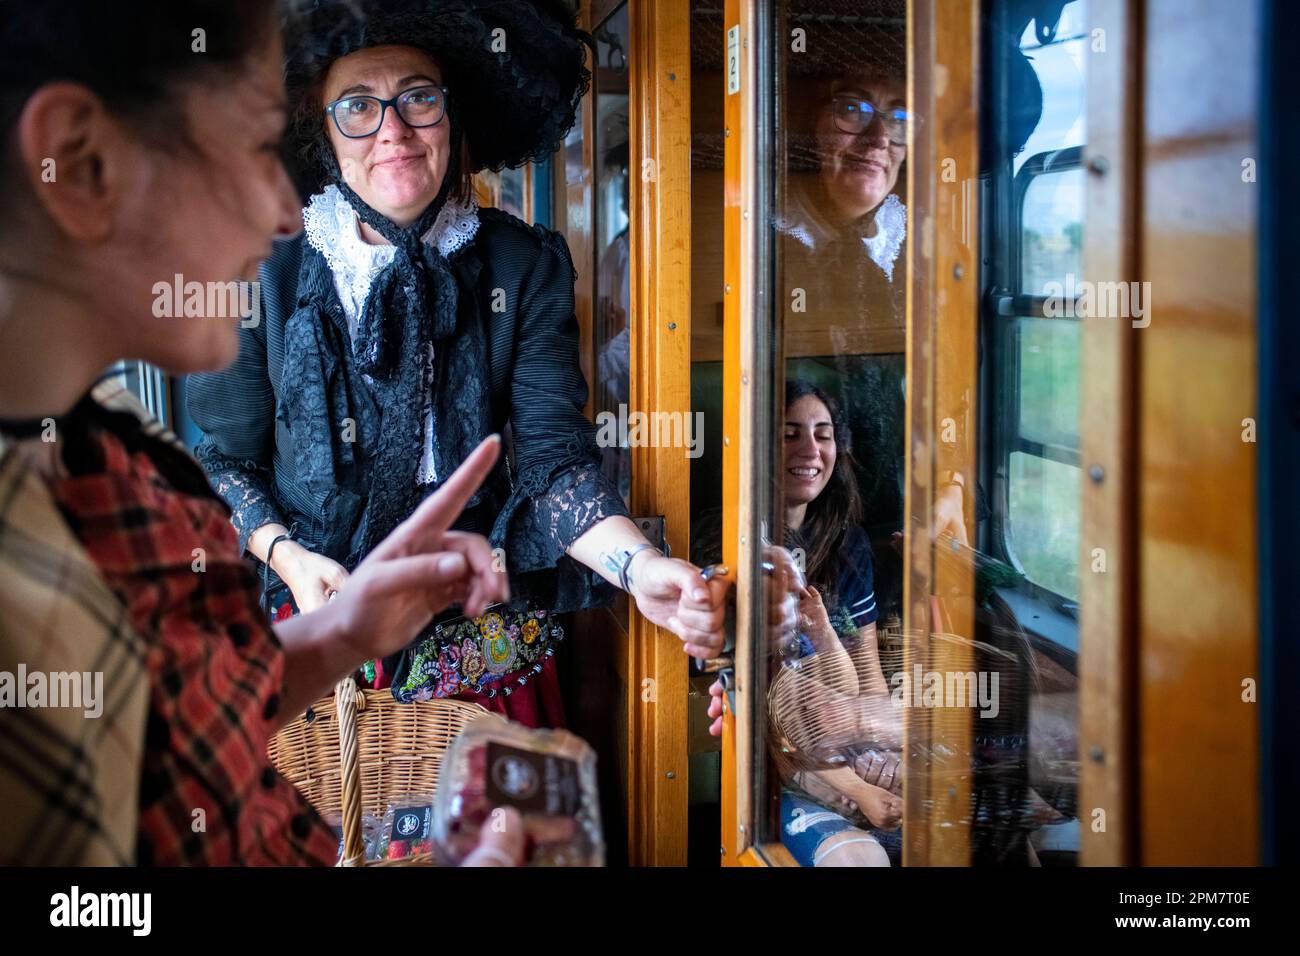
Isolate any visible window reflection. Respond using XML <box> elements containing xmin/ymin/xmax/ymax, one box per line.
<box><xmin>769</xmin><ymin>380</ymin><xmax>903</xmax><ymax>867</ymax></box>
<box><xmin>763</xmin><ymin>1</ymin><xmax>912</xmax><ymax>868</ymax></box>
<box><xmin>593</xmin><ymin>6</ymin><xmax>632</xmax><ymax>502</ymax></box>
<box><xmin>1021</xmin><ymin>166</ymin><xmax>1084</xmax><ymax>295</ymax></box>
<box><xmin>752</xmin><ymin>0</ymin><xmax>1085</xmax><ymax>866</ymax></box>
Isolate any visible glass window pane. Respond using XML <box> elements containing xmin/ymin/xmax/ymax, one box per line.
<box><xmin>756</xmin><ymin>0</ymin><xmax>910</xmax><ymax>868</ymax></box>
<box><xmin>1017</xmin><ymin>317</ymin><xmax>1080</xmax><ymax>453</ymax></box>
<box><xmin>746</xmin><ymin>0</ymin><xmax>1088</xmax><ymax>867</ymax></box>
<box><xmin>1021</xmin><ymin>167</ymin><xmax>1084</xmax><ymax>295</ymax></box>
<box><xmin>592</xmin><ymin>6</ymin><xmax>632</xmax><ymax>502</ymax></box>
<box><xmin>498</xmin><ymin>167</ymin><xmax>527</xmax><ymax>221</ymax></box>
<box><xmin>1013</xmin><ymin>4</ymin><xmax>1087</xmax><ymax>173</ymax></box>
<box><xmin>1009</xmin><ymin>451</ymin><xmax>1081</xmax><ymax>601</ymax></box>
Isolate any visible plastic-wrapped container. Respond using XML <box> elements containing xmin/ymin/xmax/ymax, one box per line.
<box><xmin>373</xmin><ymin>794</ymin><xmax>436</xmax><ymax>861</ymax></box>
<box><xmin>323</xmin><ymin>810</ymin><xmax>383</xmax><ymax>862</ymax></box>
<box><xmin>432</xmin><ymin>716</ymin><xmax>604</xmax><ymax>866</ymax></box>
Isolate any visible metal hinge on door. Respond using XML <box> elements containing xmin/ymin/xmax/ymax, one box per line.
<box><xmin>631</xmin><ymin>515</ymin><xmax>669</xmax><ymax>556</ymax></box>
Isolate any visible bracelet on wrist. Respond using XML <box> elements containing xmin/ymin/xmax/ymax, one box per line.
<box><xmin>265</xmin><ymin>533</ymin><xmax>293</xmax><ymax>573</ymax></box>
<box><xmin>937</xmin><ymin>469</ymin><xmax>965</xmax><ymax>495</ymax></box>
<box><xmin>262</xmin><ymin>532</ymin><xmax>294</xmax><ymax>612</ymax></box>
<box><xmin>618</xmin><ymin>543</ymin><xmax>660</xmax><ymax>593</ymax></box>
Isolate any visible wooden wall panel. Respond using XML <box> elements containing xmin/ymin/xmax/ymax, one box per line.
<box><xmin>1137</xmin><ymin>0</ymin><xmax>1260</xmax><ymax>865</ymax></box>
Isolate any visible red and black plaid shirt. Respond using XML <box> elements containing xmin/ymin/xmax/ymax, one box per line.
<box><xmin>46</xmin><ymin>396</ymin><xmax>337</xmax><ymax>865</ymax></box>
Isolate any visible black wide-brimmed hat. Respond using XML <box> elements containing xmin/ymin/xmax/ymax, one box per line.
<box><xmin>284</xmin><ymin>0</ymin><xmax>592</xmax><ymax>187</ymax></box>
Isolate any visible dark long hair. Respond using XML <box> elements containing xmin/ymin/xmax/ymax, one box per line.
<box><xmin>784</xmin><ymin>379</ymin><xmax>864</xmax><ymax>594</ymax></box>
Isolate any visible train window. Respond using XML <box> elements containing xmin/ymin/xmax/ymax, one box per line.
<box><xmin>994</xmin><ymin>5</ymin><xmax>1088</xmax><ymax>604</ymax></box>
<box><xmin>744</xmin><ymin>0</ymin><xmax>912</xmax><ymax>868</ymax></box>
<box><xmin>980</xmin><ymin>0</ymin><xmax>1086</xmax><ymax>864</ymax></box>
<box><xmin>110</xmin><ymin>360</ymin><xmax>173</xmax><ymax>428</ymax></box>
<box><xmin>1020</xmin><ymin>165</ymin><xmax>1083</xmax><ymax>295</ymax></box>
<box><xmin>593</xmin><ymin>4</ymin><xmax>632</xmax><ymax>502</ymax></box>
<box><xmin>735</xmin><ymin>0</ymin><xmax>1086</xmax><ymax>867</ymax></box>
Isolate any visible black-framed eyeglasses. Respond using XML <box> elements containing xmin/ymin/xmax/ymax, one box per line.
<box><xmin>324</xmin><ymin>85</ymin><xmax>448</xmax><ymax>139</ymax></box>
<box><xmin>830</xmin><ymin>95</ymin><xmax>914</xmax><ymax>144</ymax></box>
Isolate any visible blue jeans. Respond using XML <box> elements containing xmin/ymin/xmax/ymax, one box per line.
<box><xmin>779</xmin><ymin>790</ymin><xmax>902</xmax><ymax>867</ymax></box>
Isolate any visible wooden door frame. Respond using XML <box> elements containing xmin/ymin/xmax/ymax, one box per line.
<box><xmin>900</xmin><ymin>0</ymin><xmax>981</xmax><ymax>868</ymax></box>
<box><xmin>720</xmin><ymin>0</ymin><xmax>764</xmax><ymax>866</ymax></box>
<box><xmin>719</xmin><ymin>0</ymin><xmax>986</xmax><ymax>868</ymax></box>
<box><xmin>1078</xmin><ymin>0</ymin><xmax>1140</xmax><ymax>867</ymax></box>
<box><xmin>558</xmin><ymin>0</ymin><xmax>695</xmax><ymax>867</ymax></box>
<box><xmin>624</xmin><ymin>0</ymin><xmax>695</xmax><ymax>866</ymax></box>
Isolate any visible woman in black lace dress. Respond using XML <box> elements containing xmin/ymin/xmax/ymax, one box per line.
<box><xmin>188</xmin><ymin>0</ymin><xmax>726</xmax><ymax>725</ymax></box>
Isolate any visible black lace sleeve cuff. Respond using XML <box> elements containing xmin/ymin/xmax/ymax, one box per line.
<box><xmin>534</xmin><ymin>464</ymin><xmax>625</xmax><ymax>553</ymax></box>
<box><xmin>487</xmin><ymin>433</ymin><xmax>630</xmax><ymax>612</ymax></box>
<box><xmin>194</xmin><ymin>436</ymin><xmax>288</xmax><ymax>554</ymax></box>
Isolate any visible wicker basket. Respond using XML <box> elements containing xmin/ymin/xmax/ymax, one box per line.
<box><xmin>268</xmin><ymin>677</ymin><xmax>490</xmax><ymax>866</ymax></box>
<box><xmin>768</xmin><ymin>627</ymin><xmax>1037</xmax><ymax>850</ymax></box>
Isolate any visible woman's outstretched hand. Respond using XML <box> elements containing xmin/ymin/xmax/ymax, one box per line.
<box><xmin>628</xmin><ymin>555</ymin><xmax>729</xmax><ymax>659</ymax></box>
<box><xmin>328</xmin><ymin>436</ymin><xmax>510</xmax><ymax>663</ymax></box>
<box><xmin>274</xmin><ymin>546</ymin><xmax>350</xmax><ymax>613</ymax></box>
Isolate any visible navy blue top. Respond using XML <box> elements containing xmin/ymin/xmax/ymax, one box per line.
<box><xmin>798</xmin><ymin>524</ymin><xmax>879</xmax><ymax>657</ymax></box>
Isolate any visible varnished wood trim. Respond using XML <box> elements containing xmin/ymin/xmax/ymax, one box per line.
<box><xmin>720</xmin><ymin>0</ymin><xmax>756</xmax><ymax>866</ymax></box>
<box><xmin>1135</xmin><ymin>0</ymin><xmax>1259</xmax><ymax>865</ymax></box>
<box><xmin>1078</xmin><ymin>0</ymin><xmax>1140</xmax><ymax>868</ymax></box>
<box><xmin>902</xmin><ymin>0</ymin><xmax>980</xmax><ymax>867</ymax></box>
<box><xmin>626</xmin><ymin>0</ymin><xmax>694</xmax><ymax>866</ymax></box>
<box><xmin>735</xmin><ymin>842</ymin><xmax>799</xmax><ymax>867</ymax></box>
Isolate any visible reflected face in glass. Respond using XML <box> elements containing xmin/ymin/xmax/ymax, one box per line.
<box><xmin>323</xmin><ymin>46</ymin><xmax>450</xmax><ymax>227</ymax></box>
<box><xmin>814</xmin><ymin>71</ymin><xmax>908</xmax><ymax>222</ymax></box>
<box><xmin>783</xmin><ymin>395</ymin><xmax>837</xmax><ymax>508</ymax></box>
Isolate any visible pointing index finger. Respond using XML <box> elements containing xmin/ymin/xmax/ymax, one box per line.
<box><xmin>422</xmin><ymin>435</ymin><xmax>502</xmax><ymax>535</ymax></box>
<box><xmin>378</xmin><ymin>436</ymin><xmax>501</xmax><ymax>558</ymax></box>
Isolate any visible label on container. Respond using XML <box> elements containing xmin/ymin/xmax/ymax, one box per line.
<box><xmin>390</xmin><ymin>805</ymin><xmax>432</xmax><ymax>842</ymax></box>
<box><xmin>485</xmin><ymin>741</ymin><xmax>581</xmax><ymax>816</ymax></box>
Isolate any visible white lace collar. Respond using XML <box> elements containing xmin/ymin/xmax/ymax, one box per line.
<box><xmin>775</xmin><ymin>188</ymin><xmax>907</xmax><ymax>282</ymax></box>
<box><xmin>301</xmin><ymin>184</ymin><xmax>478</xmax><ymax>487</ymax></box>
<box><xmin>860</xmin><ymin>193</ymin><xmax>906</xmax><ymax>281</ymax></box>
<box><xmin>302</xmin><ymin>184</ymin><xmax>480</xmax><ymax>333</ymax></box>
